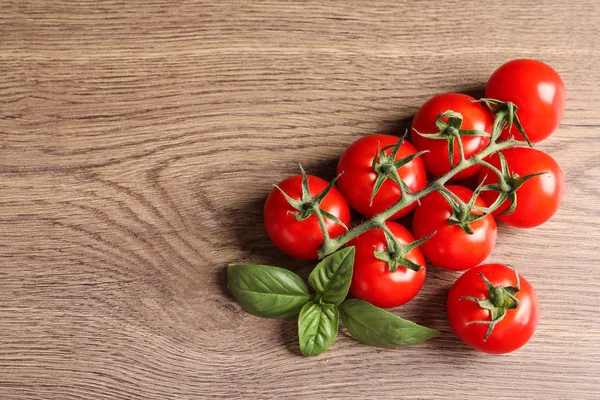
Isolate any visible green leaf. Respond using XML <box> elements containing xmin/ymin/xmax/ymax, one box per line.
<box><xmin>298</xmin><ymin>301</ymin><xmax>339</xmax><ymax>356</ymax></box>
<box><xmin>227</xmin><ymin>264</ymin><xmax>311</xmax><ymax>318</ymax></box>
<box><xmin>339</xmin><ymin>299</ymin><xmax>439</xmax><ymax>347</ymax></box>
<box><xmin>308</xmin><ymin>247</ymin><xmax>355</xmax><ymax>305</ymax></box>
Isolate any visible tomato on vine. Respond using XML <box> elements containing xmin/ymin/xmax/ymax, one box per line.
<box><xmin>477</xmin><ymin>147</ymin><xmax>564</xmax><ymax>228</ymax></box>
<box><xmin>336</xmin><ymin>134</ymin><xmax>427</xmax><ymax>220</ymax></box>
<box><xmin>347</xmin><ymin>221</ymin><xmax>426</xmax><ymax>309</ymax></box>
<box><xmin>412</xmin><ymin>185</ymin><xmax>497</xmax><ymax>271</ymax></box>
<box><xmin>410</xmin><ymin>93</ymin><xmax>492</xmax><ymax>179</ymax></box>
<box><xmin>447</xmin><ymin>264</ymin><xmax>539</xmax><ymax>354</ymax></box>
<box><xmin>264</xmin><ymin>170</ymin><xmax>350</xmax><ymax>260</ymax></box>
<box><xmin>485</xmin><ymin>59</ymin><xmax>566</xmax><ymax>143</ymax></box>
<box><xmin>231</xmin><ymin>58</ymin><xmax>570</xmax><ymax>358</ymax></box>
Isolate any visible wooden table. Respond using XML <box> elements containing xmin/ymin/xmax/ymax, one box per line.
<box><xmin>2</xmin><ymin>1</ymin><xmax>599</xmax><ymax>399</ymax></box>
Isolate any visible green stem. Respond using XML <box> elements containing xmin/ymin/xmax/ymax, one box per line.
<box><xmin>390</xmin><ymin>164</ymin><xmax>410</xmax><ymax>198</ymax></box>
<box><xmin>437</xmin><ymin>185</ymin><xmax>469</xmax><ymax>221</ymax></box>
<box><xmin>313</xmin><ymin>206</ymin><xmax>331</xmax><ymax>242</ymax></box>
<box><xmin>377</xmin><ymin>220</ymin><xmax>405</xmax><ymax>255</ymax></box>
<box><xmin>450</xmin><ymin>128</ymin><xmax>466</xmax><ymax>162</ymax></box>
<box><xmin>318</xmin><ymin>138</ymin><xmax>519</xmax><ymax>258</ymax></box>
<box><xmin>475</xmin><ymin>158</ymin><xmax>510</xmax><ymax>192</ymax></box>
<box><xmin>438</xmin><ymin>185</ymin><xmax>463</xmax><ymax>205</ymax></box>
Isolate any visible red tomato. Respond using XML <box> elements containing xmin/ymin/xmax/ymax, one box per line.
<box><xmin>447</xmin><ymin>264</ymin><xmax>539</xmax><ymax>354</ymax></box>
<box><xmin>348</xmin><ymin>221</ymin><xmax>426</xmax><ymax>308</ymax></box>
<box><xmin>264</xmin><ymin>174</ymin><xmax>350</xmax><ymax>260</ymax></box>
<box><xmin>477</xmin><ymin>147</ymin><xmax>564</xmax><ymax>228</ymax></box>
<box><xmin>337</xmin><ymin>134</ymin><xmax>427</xmax><ymax>220</ymax></box>
<box><xmin>412</xmin><ymin>185</ymin><xmax>497</xmax><ymax>271</ymax></box>
<box><xmin>486</xmin><ymin>59</ymin><xmax>566</xmax><ymax>143</ymax></box>
<box><xmin>410</xmin><ymin>93</ymin><xmax>492</xmax><ymax>179</ymax></box>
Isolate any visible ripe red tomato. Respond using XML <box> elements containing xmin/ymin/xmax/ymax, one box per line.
<box><xmin>485</xmin><ymin>59</ymin><xmax>566</xmax><ymax>143</ymax></box>
<box><xmin>264</xmin><ymin>174</ymin><xmax>350</xmax><ymax>260</ymax></box>
<box><xmin>447</xmin><ymin>264</ymin><xmax>539</xmax><ymax>354</ymax></box>
<box><xmin>348</xmin><ymin>221</ymin><xmax>426</xmax><ymax>308</ymax></box>
<box><xmin>410</xmin><ymin>93</ymin><xmax>492</xmax><ymax>179</ymax></box>
<box><xmin>412</xmin><ymin>185</ymin><xmax>497</xmax><ymax>271</ymax></box>
<box><xmin>336</xmin><ymin>134</ymin><xmax>427</xmax><ymax>220</ymax></box>
<box><xmin>477</xmin><ymin>147</ymin><xmax>564</xmax><ymax>228</ymax></box>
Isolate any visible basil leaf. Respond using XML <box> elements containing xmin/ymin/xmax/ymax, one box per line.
<box><xmin>298</xmin><ymin>300</ymin><xmax>338</xmax><ymax>356</ymax></box>
<box><xmin>227</xmin><ymin>264</ymin><xmax>311</xmax><ymax>318</ymax></box>
<box><xmin>308</xmin><ymin>246</ymin><xmax>355</xmax><ymax>305</ymax></box>
<box><xmin>339</xmin><ymin>299</ymin><xmax>439</xmax><ymax>347</ymax></box>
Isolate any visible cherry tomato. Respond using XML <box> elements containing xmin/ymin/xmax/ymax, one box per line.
<box><xmin>486</xmin><ymin>59</ymin><xmax>566</xmax><ymax>143</ymax></box>
<box><xmin>412</xmin><ymin>185</ymin><xmax>497</xmax><ymax>271</ymax></box>
<box><xmin>337</xmin><ymin>134</ymin><xmax>427</xmax><ymax>220</ymax></box>
<box><xmin>410</xmin><ymin>93</ymin><xmax>493</xmax><ymax>179</ymax></box>
<box><xmin>477</xmin><ymin>147</ymin><xmax>564</xmax><ymax>228</ymax></box>
<box><xmin>264</xmin><ymin>174</ymin><xmax>350</xmax><ymax>260</ymax></box>
<box><xmin>447</xmin><ymin>264</ymin><xmax>539</xmax><ymax>354</ymax></box>
<box><xmin>348</xmin><ymin>221</ymin><xmax>426</xmax><ymax>308</ymax></box>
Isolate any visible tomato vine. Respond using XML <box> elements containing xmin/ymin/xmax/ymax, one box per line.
<box><xmin>229</xmin><ymin>58</ymin><xmax>565</xmax><ymax>356</ymax></box>
<box><xmin>317</xmin><ymin>100</ymin><xmax>533</xmax><ymax>259</ymax></box>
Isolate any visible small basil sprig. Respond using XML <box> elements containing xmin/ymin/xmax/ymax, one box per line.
<box><xmin>339</xmin><ymin>299</ymin><xmax>440</xmax><ymax>347</ymax></box>
<box><xmin>227</xmin><ymin>264</ymin><xmax>311</xmax><ymax>318</ymax></box>
<box><xmin>228</xmin><ymin>247</ymin><xmax>438</xmax><ymax>357</ymax></box>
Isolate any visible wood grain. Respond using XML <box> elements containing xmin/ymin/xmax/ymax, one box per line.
<box><xmin>1</xmin><ymin>1</ymin><xmax>599</xmax><ymax>399</ymax></box>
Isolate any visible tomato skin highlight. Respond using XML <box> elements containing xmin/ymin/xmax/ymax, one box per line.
<box><xmin>348</xmin><ymin>221</ymin><xmax>426</xmax><ymax>309</ymax></box>
<box><xmin>447</xmin><ymin>264</ymin><xmax>539</xmax><ymax>354</ymax></box>
<box><xmin>264</xmin><ymin>175</ymin><xmax>350</xmax><ymax>260</ymax></box>
<box><xmin>477</xmin><ymin>147</ymin><xmax>564</xmax><ymax>228</ymax></box>
<box><xmin>412</xmin><ymin>185</ymin><xmax>497</xmax><ymax>271</ymax></box>
<box><xmin>485</xmin><ymin>59</ymin><xmax>566</xmax><ymax>143</ymax></box>
<box><xmin>410</xmin><ymin>93</ymin><xmax>492</xmax><ymax>179</ymax></box>
<box><xmin>336</xmin><ymin>134</ymin><xmax>427</xmax><ymax>220</ymax></box>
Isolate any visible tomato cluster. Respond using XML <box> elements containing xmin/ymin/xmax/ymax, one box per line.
<box><xmin>263</xmin><ymin>59</ymin><xmax>565</xmax><ymax>354</ymax></box>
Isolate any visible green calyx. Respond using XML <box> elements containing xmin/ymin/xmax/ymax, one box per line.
<box><xmin>438</xmin><ymin>180</ymin><xmax>489</xmax><ymax>235</ymax></box>
<box><xmin>373</xmin><ymin>223</ymin><xmax>433</xmax><ymax>272</ymax></box>
<box><xmin>275</xmin><ymin>164</ymin><xmax>348</xmax><ymax>233</ymax></box>
<box><xmin>478</xmin><ymin>153</ymin><xmax>547</xmax><ymax>217</ymax></box>
<box><xmin>370</xmin><ymin>138</ymin><xmax>428</xmax><ymax>206</ymax></box>
<box><xmin>413</xmin><ymin>110</ymin><xmax>490</xmax><ymax>169</ymax></box>
<box><xmin>479</xmin><ymin>98</ymin><xmax>532</xmax><ymax>146</ymax></box>
<box><xmin>460</xmin><ymin>266</ymin><xmax>521</xmax><ymax>341</ymax></box>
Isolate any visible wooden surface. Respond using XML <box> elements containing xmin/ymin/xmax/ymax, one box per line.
<box><xmin>1</xmin><ymin>1</ymin><xmax>599</xmax><ymax>399</ymax></box>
